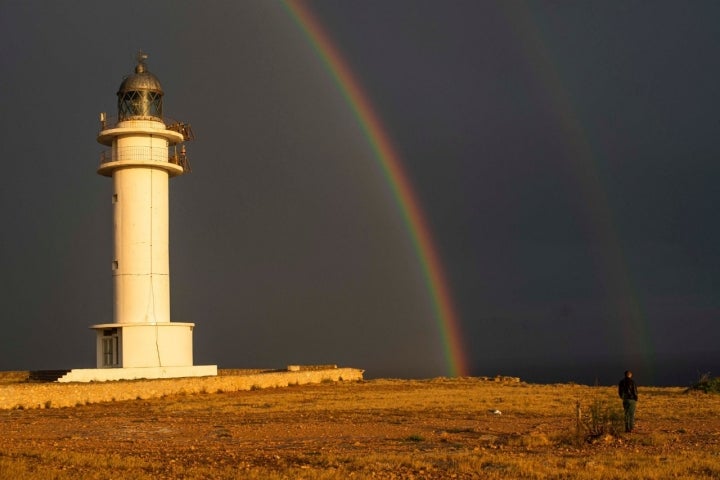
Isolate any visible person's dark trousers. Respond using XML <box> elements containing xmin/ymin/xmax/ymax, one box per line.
<box><xmin>623</xmin><ymin>399</ymin><xmax>637</xmax><ymax>432</ymax></box>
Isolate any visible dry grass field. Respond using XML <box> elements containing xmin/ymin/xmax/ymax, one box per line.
<box><xmin>1</xmin><ymin>375</ymin><xmax>719</xmax><ymax>479</ymax></box>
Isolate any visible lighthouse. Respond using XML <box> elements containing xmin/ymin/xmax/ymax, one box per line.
<box><xmin>63</xmin><ymin>53</ymin><xmax>216</xmax><ymax>382</ymax></box>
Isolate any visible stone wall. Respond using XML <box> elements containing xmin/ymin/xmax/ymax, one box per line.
<box><xmin>0</xmin><ymin>368</ymin><xmax>364</xmax><ymax>410</ymax></box>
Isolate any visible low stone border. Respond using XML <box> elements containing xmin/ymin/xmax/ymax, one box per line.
<box><xmin>0</xmin><ymin>367</ymin><xmax>364</xmax><ymax>410</ymax></box>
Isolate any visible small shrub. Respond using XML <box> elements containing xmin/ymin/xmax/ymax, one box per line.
<box><xmin>687</xmin><ymin>373</ymin><xmax>720</xmax><ymax>394</ymax></box>
<box><xmin>405</xmin><ymin>434</ymin><xmax>425</xmax><ymax>442</ymax></box>
<box><xmin>578</xmin><ymin>399</ymin><xmax>623</xmax><ymax>440</ymax></box>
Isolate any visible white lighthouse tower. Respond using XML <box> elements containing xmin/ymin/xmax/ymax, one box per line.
<box><xmin>64</xmin><ymin>53</ymin><xmax>216</xmax><ymax>382</ymax></box>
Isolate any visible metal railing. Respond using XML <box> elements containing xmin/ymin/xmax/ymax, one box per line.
<box><xmin>98</xmin><ymin>113</ymin><xmax>194</xmax><ymax>142</ymax></box>
<box><xmin>99</xmin><ymin>145</ymin><xmax>191</xmax><ymax>172</ymax></box>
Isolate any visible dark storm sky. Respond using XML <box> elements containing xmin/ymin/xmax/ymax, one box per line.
<box><xmin>1</xmin><ymin>1</ymin><xmax>718</xmax><ymax>385</ymax></box>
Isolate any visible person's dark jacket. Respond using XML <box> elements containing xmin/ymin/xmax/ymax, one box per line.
<box><xmin>618</xmin><ymin>377</ymin><xmax>638</xmax><ymax>400</ymax></box>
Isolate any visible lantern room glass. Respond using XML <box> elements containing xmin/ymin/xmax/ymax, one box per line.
<box><xmin>118</xmin><ymin>90</ymin><xmax>163</xmax><ymax>120</ymax></box>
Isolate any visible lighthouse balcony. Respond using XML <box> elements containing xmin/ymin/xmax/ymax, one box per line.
<box><xmin>98</xmin><ymin>146</ymin><xmax>190</xmax><ymax>176</ymax></box>
<box><xmin>98</xmin><ymin>114</ymin><xmax>194</xmax><ymax>141</ymax></box>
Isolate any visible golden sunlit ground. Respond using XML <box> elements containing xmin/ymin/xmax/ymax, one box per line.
<box><xmin>1</xmin><ymin>377</ymin><xmax>719</xmax><ymax>479</ymax></box>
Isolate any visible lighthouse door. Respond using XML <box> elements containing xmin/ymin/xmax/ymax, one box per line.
<box><xmin>102</xmin><ymin>328</ymin><xmax>119</xmax><ymax>367</ymax></box>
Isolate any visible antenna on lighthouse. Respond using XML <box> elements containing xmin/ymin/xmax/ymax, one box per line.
<box><xmin>136</xmin><ymin>50</ymin><xmax>148</xmax><ymax>70</ymax></box>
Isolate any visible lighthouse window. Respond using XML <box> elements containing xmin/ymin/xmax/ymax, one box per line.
<box><xmin>147</xmin><ymin>92</ymin><xmax>162</xmax><ymax>117</ymax></box>
<box><xmin>119</xmin><ymin>91</ymin><xmax>139</xmax><ymax>119</ymax></box>
<box><xmin>118</xmin><ymin>91</ymin><xmax>163</xmax><ymax>120</ymax></box>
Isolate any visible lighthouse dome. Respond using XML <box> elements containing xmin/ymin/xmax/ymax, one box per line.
<box><xmin>117</xmin><ymin>53</ymin><xmax>164</xmax><ymax>121</ymax></box>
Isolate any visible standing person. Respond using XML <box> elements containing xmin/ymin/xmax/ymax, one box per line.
<box><xmin>618</xmin><ymin>370</ymin><xmax>639</xmax><ymax>432</ymax></box>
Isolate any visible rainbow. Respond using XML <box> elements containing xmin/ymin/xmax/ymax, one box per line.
<box><xmin>283</xmin><ymin>0</ymin><xmax>469</xmax><ymax>377</ymax></box>
<box><xmin>501</xmin><ymin>3</ymin><xmax>654</xmax><ymax>379</ymax></box>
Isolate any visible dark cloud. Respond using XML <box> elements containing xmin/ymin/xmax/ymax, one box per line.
<box><xmin>0</xmin><ymin>1</ymin><xmax>717</xmax><ymax>385</ymax></box>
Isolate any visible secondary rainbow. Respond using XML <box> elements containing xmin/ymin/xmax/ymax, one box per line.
<box><xmin>501</xmin><ymin>3</ymin><xmax>654</xmax><ymax>379</ymax></box>
<box><xmin>283</xmin><ymin>0</ymin><xmax>469</xmax><ymax>377</ymax></box>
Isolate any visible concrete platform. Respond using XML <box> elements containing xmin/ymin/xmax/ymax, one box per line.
<box><xmin>58</xmin><ymin>365</ymin><xmax>218</xmax><ymax>383</ymax></box>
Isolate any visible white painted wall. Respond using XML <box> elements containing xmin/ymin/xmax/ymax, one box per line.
<box><xmin>120</xmin><ymin>323</ymin><xmax>194</xmax><ymax>367</ymax></box>
<box><xmin>112</xmin><ymin>145</ymin><xmax>171</xmax><ymax>324</ymax></box>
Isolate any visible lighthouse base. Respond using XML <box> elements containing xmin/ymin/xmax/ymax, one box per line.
<box><xmin>57</xmin><ymin>365</ymin><xmax>218</xmax><ymax>383</ymax></box>
<box><xmin>90</xmin><ymin>322</ymin><xmax>198</xmax><ymax>369</ymax></box>
<box><xmin>76</xmin><ymin>323</ymin><xmax>216</xmax><ymax>382</ymax></box>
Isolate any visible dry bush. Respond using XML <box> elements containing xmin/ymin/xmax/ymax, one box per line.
<box><xmin>687</xmin><ymin>372</ymin><xmax>720</xmax><ymax>394</ymax></box>
<box><xmin>580</xmin><ymin>398</ymin><xmax>624</xmax><ymax>439</ymax></box>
